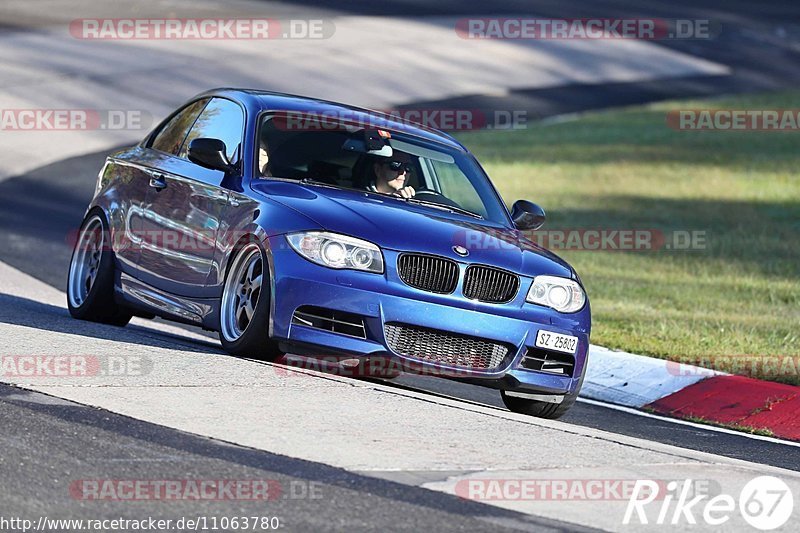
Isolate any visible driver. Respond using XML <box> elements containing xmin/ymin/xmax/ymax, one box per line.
<box><xmin>366</xmin><ymin>152</ymin><xmax>416</xmax><ymax>198</ymax></box>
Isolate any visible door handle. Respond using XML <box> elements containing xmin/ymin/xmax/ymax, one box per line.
<box><xmin>229</xmin><ymin>198</ymin><xmax>240</xmax><ymax>207</ymax></box>
<box><xmin>149</xmin><ymin>173</ymin><xmax>167</xmax><ymax>191</ymax></box>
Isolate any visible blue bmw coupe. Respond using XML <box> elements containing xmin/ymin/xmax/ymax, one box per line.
<box><xmin>67</xmin><ymin>89</ymin><xmax>591</xmax><ymax>418</ymax></box>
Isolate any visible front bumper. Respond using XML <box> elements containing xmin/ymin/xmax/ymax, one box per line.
<box><xmin>267</xmin><ymin>236</ymin><xmax>590</xmax><ymax>395</ymax></box>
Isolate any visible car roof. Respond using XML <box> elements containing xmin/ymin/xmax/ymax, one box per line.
<box><xmin>195</xmin><ymin>88</ymin><xmax>468</xmax><ymax>152</ymax></box>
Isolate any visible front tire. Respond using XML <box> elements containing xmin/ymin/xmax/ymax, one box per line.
<box><xmin>67</xmin><ymin>211</ymin><xmax>132</xmax><ymax>326</ymax></box>
<box><xmin>501</xmin><ymin>370</ymin><xmax>585</xmax><ymax>420</ymax></box>
<box><xmin>501</xmin><ymin>390</ymin><xmax>578</xmax><ymax>419</ymax></box>
<box><xmin>219</xmin><ymin>242</ymin><xmax>282</xmax><ymax>360</ymax></box>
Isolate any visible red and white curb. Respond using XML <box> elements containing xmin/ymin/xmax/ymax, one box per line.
<box><xmin>585</xmin><ymin>345</ymin><xmax>800</xmax><ymax>441</ymax></box>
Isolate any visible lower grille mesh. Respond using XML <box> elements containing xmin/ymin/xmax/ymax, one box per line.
<box><xmin>384</xmin><ymin>323</ymin><xmax>509</xmax><ymax>370</ymax></box>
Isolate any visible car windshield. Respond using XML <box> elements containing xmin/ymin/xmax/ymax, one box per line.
<box><xmin>255</xmin><ymin>113</ymin><xmax>510</xmax><ymax>224</ymax></box>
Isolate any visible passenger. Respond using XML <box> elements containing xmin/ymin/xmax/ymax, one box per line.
<box><xmin>258</xmin><ymin>141</ymin><xmax>271</xmax><ymax>177</ymax></box>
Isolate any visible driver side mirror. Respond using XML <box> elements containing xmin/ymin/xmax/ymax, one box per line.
<box><xmin>511</xmin><ymin>200</ymin><xmax>546</xmax><ymax>230</ymax></box>
<box><xmin>188</xmin><ymin>138</ymin><xmax>234</xmax><ymax>174</ymax></box>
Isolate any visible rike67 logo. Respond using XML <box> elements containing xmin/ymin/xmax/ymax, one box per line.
<box><xmin>624</xmin><ymin>476</ymin><xmax>793</xmax><ymax>529</ymax></box>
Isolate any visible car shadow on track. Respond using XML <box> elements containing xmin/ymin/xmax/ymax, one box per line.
<box><xmin>0</xmin><ymin>147</ymin><xmax>122</xmax><ymax>291</ymax></box>
<box><xmin>0</xmin><ymin>292</ymin><xmax>221</xmax><ymax>355</ymax></box>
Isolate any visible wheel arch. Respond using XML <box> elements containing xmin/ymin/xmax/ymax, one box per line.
<box><xmin>221</xmin><ymin>228</ymin><xmax>277</xmax><ymax>338</ymax></box>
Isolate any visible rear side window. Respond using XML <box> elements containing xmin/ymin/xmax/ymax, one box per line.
<box><xmin>178</xmin><ymin>98</ymin><xmax>245</xmax><ymax>163</ymax></box>
<box><xmin>149</xmin><ymin>99</ymin><xmax>209</xmax><ymax>155</ymax></box>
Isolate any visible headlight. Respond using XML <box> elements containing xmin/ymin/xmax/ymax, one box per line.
<box><xmin>526</xmin><ymin>275</ymin><xmax>586</xmax><ymax>313</ymax></box>
<box><xmin>286</xmin><ymin>232</ymin><xmax>384</xmax><ymax>273</ymax></box>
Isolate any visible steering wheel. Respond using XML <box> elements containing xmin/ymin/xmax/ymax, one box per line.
<box><xmin>413</xmin><ymin>189</ymin><xmax>462</xmax><ymax>209</ymax></box>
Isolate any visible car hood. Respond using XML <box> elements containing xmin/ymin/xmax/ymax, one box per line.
<box><xmin>251</xmin><ymin>181</ymin><xmax>573</xmax><ymax>278</ymax></box>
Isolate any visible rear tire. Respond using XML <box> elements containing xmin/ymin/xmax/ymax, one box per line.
<box><xmin>218</xmin><ymin>241</ymin><xmax>282</xmax><ymax>360</ymax></box>
<box><xmin>66</xmin><ymin>211</ymin><xmax>132</xmax><ymax>327</ymax></box>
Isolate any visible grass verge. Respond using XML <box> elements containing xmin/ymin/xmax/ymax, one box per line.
<box><xmin>457</xmin><ymin>91</ymin><xmax>800</xmax><ymax>384</ymax></box>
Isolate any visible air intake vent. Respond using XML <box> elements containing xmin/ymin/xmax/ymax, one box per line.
<box><xmin>384</xmin><ymin>323</ymin><xmax>510</xmax><ymax>370</ymax></box>
<box><xmin>519</xmin><ymin>348</ymin><xmax>575</xmax><ymax>376</ymax></box>
<box><xmin>292</xmin><ymin>306</ymin><xmax>366</xmax><ymax>338</ymax></box>
<box><xmin>397</xmin><ymin>253</ymin><xmax>459</xmax><ymax>294</ymax></box>
<box><xmin>463</xmin><ymin>265</ymin><xmax>520</xmax><ymax>303</ymax></box>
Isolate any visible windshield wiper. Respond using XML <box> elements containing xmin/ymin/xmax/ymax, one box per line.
<box><xmin>404</xmin><ymin>197</ymin><xmax>484</xmax><ymax>219</ymax></box>
<box><xmin>261</xmin><ymin>176</ymin><xmax>347</xmax><ymax>190</ymax></box>
<box><xmin>270</xmin><ymin>178</ymin><xmax>484</xmax><ymax>219</ymax></box>
<box><xmin>298</xmin><ymin>177</ymin><xmax>347</xmax><ymax>189</ymax></box>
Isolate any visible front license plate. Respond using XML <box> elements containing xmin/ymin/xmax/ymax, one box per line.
<box><xmin>535</xmin><ymin>330</ymin><xmax>578</xmax><ymax>354</ymax></box>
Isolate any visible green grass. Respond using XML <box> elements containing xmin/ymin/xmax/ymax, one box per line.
<box><xmin>681</xmin><ymin>416</ymin><xmax>776</xmax><ymax>438</ymax></box>
<box><xmin>456</xmin><ymin>91</ymin><xmax>800</xmax><ymax>384</ymax></box>
<box><xmin>648</xmin><ymin>410</ymin><xmax>775</xmax><ymax>437</ymax></box>
<box><xmin>642</xmin><ymin>407</ymin><xmax>779</xmax><ymax>438</ymax></box>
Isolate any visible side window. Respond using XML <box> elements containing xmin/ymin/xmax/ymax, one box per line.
<box><xmin>149</xmin><ymin>99</ymin><xmax>209</xmax><ymax>155</ymax></box>
<box><xmin>178</xmin><ymin>98</ymin><xmax>245</xmax><ymax>163</ymax></box>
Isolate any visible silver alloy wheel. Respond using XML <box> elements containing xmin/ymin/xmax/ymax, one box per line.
<box><xmin>68</xmin><ymin>215</ymin><xmax>104</xmax><ymax>308</ymax></box>
<box><xmin>221</xmin><ymin>243</ymin><xmax>264</xmax><ymax>342</ymax></box>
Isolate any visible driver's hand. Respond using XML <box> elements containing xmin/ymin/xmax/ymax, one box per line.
<box><xmin>394</xmin><ymin>186</ymin><xmax>416</xmax><ymax>199</ymax></box>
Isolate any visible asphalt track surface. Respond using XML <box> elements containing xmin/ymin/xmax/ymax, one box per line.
<box><xmin>2</xmin><ymin>1</ymin><xmax>800</xmax><ymax>531</ymax></box>
<box><xmin>0</xmin><ymin>384</ymin><xmax>591</xmax><ymax>532</ymax></box>
<box><xmin>284</xmin><ymin>0</ymin><xmax>800</xmax><ymax>119</ymax></box>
